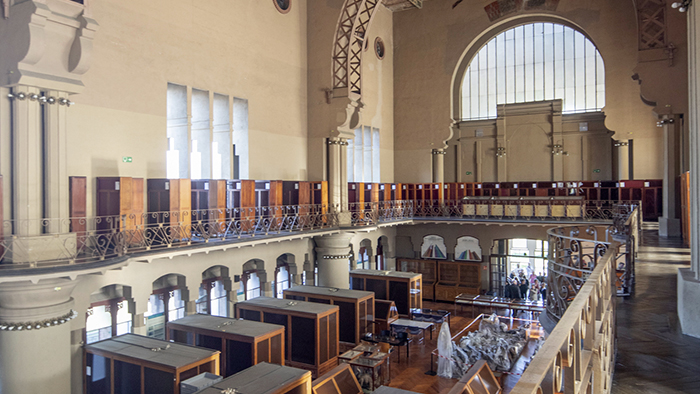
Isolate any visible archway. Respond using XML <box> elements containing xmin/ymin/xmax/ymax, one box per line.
<box><xmin>274</xmin><ymin>254</ymin><xmax>297</xmax><ymax>298</ymax></box>
<box><xmin>146</xmin><ymin>274</ymin><xmax>188</xmax><ymax>339</ymax></box>
<box><xmin>85</xmin><ymin>284</ymin><xmax>134</xmax><ymax>344</ymax></box>
<box><xmin>197</xmin><ymin>266</ymin><xmax>231</xmax><ymax>317</ymax></box>
<box><xmin>240</xmin><ymin>259</ymin><xmax>266</xmax><ymax>300</ymax></box>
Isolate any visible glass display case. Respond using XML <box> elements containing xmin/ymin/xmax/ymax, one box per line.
<box><xmin>349</xmin><ymin>269</ymin><xmax>422</xmax><ymax>316</ymax></box>
<box><xmin>235</xmin><ymin>297</ymin><xmax>339</xmax><ymax>378</ymax></box>
<box><xmin>167</xmin><ymin>314</ymin><xmax>285</xmax><ymax>377</ymax></box>
<box><xmin>283</xmin><ymin>285</ymin><xmax>374</xmax><ymax>347</ymax></box>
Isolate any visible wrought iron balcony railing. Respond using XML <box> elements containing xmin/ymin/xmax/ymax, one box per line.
<box><xmin>0</xmin><ymin>205</ymin><xmax>337</xmax><ymax>269</ymax></box>
<box><xmin>0</xmin><ymin>199</ymin><xmax>636</xmax><ymax>270</ymax></box>
<box><xmin>510</xmin><ymin>205</ymin><xmax>638</xmax><ymax>394</ymax></box>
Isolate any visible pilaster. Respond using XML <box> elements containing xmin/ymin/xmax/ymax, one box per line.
<box><xmin>11</xmin><ymin>85</ymin><xmax>43</xmax><ymax>235</ymax></box>
<box><xmin>659</xmin><ymin>114</ymin><xmax>682</xmax><ymax>237</ymax></box>
<box><xmin>43</xmin><ymin>89</ymin><xmax>70</xmax><ymax>231</ymax></box>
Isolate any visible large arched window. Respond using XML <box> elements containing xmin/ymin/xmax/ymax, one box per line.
<box><xmin>461</xmin><ymin>23</ymin><xmax>605</xmax><ymax>120</ymax></box>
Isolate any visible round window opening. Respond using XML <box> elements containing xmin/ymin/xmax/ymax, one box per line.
<box><xmin>274</xmin><ymin>0</ymin><xmax>291</xmax><ymax>13</ymax></box>
<box><xmin>375</xmin><ymin>37</ymin><xmax>385</xmax><ymax>60</ymax></box>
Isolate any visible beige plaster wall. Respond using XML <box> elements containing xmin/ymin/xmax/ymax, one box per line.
<box><xmin>392</xmin><ymin>1</ymin><xmax>687</xmax><ymax>183</ymax></box>
<box><xmin>446</xmin><ymin>111</ymin><xmax>613</xmax><ymax>182</ymax></box>
<box><xmin>67</xmin><ymin>0</ymin><xmax>309</xmax><ymax>215</ymax></box>
<box><xmin>307</xmin><ymin>1</ymin><xmax>395</xmax><ymax>182</ymax></box>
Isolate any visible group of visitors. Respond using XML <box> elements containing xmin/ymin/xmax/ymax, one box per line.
<box><xmin>504</xmin><ymin>269</ymin><xmax>546</xmax><ymax>302</ymax></box>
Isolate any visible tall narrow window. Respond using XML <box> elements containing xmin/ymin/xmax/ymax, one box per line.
<box><xmin>461</xmin><ymin>23</ymin><xmax>605</xmax><ymax>120</ymax></box>
<box><xmin>191</xmin><ymin>89</ymin><xmax>210</xmax><ymax>179</ymax></box>
<box><xmin>166</xmin><ymin>83</ymin><xmax>188</xmax><ymax>178</ymax></box>
<box><xmin>347</xmin><ymin>126</ymin><xmax>380</xmax><ymax>182</ymax></box>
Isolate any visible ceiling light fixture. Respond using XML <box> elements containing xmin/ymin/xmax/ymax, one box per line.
<box><xmin>672</xmin><ymin>0</ymin><xmax>691</xmax><ymax>12</ymax></box>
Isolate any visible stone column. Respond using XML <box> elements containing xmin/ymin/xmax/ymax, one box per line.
<box><xmin>314</xmin><ymin>232</ymin><xmax>354</xmax><ymax>289</ymax></box>
<box><xmin>551</xmin><ymin>104</ymin><xmax>564</xmax><ymax>181</ymax></box>
<box><xmin>432</xmin><ymin>149</ymin><xmax>445</xmax><ymax>183</ymax></box>
<box><xmin>0</xmin><ymin>278</ymin><xmax>78</xmax><ymax>394</ymax></box>
<box><xmin>11</xmin><ymin>86</ymin><xmax>44</xmax><ymax>236</ymax></box>
<box><xmin>678</xmin><ymin>3</ymin><xmax>700</xmax><ymax>339</ymax></box>
<box><xmin>328</xmin><ymin>138</ymin><xmax>342</xmax><ymax>209</ymax></box>
<box><xmin>659</xmin><ymin>115</ymin><xmax>681</xmax><ymax>237</ymax></box>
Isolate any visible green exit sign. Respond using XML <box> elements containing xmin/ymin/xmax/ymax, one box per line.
<box><xmin>466</xmin><ymin>171</ymin><xmax>473</xmax><ymax>175</ymax></box>
<box><xmin>122</xmin><ymin>157</ymin><xmax>133</xmax><ymax>163</ymax></box>
<box><xmin>593</xmin><ymin>169</ymin><xmax>601</xmax><ymax>173</ymax></box>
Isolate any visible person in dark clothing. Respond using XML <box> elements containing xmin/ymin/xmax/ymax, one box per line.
<box><xmin>507</xmin><ymin>280</ymin><xmax>522</xmax><ymax>300</ymax></box>
<box><xmin>504</xmin><ymin>279</ymin><xmax>512</xmax><ymax>298</ymax></box>
<box><xmin>519</xmin><ymin>279</ymin><xmax>529</xmax><ymax>300</ymax></box>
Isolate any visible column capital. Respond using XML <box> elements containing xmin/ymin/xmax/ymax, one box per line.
<box><xmin>0</xmin><ymin>277</ymin><xmax>78</xmax><ymax>330</ymax></box>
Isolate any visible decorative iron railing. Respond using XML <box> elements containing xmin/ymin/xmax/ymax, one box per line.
<box><xmin>346</xmin><ymin>200</ymin><xmax>415</xmax><ymax>226</ymax></box>
<box><xmin>509</xmin><ymin>206</ymin><xmax>638</xmax><ymax>394</ymax></box>
<box><xmin>0</xmin><ymin>205</ymin><xmax>337</xmax><ymax>269</ymax></box>
<box><xmin>0</xmin><ymin>200</ymin><xmax>635</xmax><ymax>271</ymax></box>
<box><xmin>546</xmin><ymin>206</ymin><xmax>638</xmax><ymax>320</ymax></box>
<box><xmin>511</xmin><ymin>243</ymin><xmax>617</xmax><ymax>394</ymax></box>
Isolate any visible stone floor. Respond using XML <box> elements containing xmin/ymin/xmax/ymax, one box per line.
<box><xmin>612</xmin><ymin>223</ymin><xmax>700</xmax><ymax>394</ymax></box>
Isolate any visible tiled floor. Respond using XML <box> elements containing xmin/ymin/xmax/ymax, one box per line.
<box><xmin>612</xmin><ymin>223</ymin><xmax>700</xmax><ymax>394</ymax></box>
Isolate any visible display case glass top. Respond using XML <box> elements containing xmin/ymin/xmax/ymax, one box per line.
<box><xmin>198</xmin><ymin>362</ymin><xmax>311</xmax><ymax>394</ymax></box>
<box><xmin>84</xmin><ymin>333</ymin><xmax>219</xmax><ymax>369</ymax></box>
<box><xmin>237</xmin><ymin>296</ymin><xmax>339</xmax><ymax>315</ymax></box>
<box><xmin>168</xmin><ymin>314</ymin><xmax>283</xmax><ymax>339</ymax></box>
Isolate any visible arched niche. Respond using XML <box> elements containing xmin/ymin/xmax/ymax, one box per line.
<box><xmin>421</xmin><ymin>235</ymin><xmax>447</xmax><ymax>260</ymax></box>
<box><xmin>455</xmin><ymin>236</ymin><xmax>483</xmax><ymax>262</ymax></box>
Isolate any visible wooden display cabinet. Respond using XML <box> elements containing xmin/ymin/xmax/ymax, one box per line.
<box><xmin>397</xmin><ymin>259</ymin><xmax>437</xmax><ymax>301</ymax></box>
<box><xmin>281</xmin><ymin>181</ymin><xmax>311</xmax><ymax>218</ymax></box>
<box><xmin>348</xmin><ymin>183</ymin><xmax>364</xmax><ymax>205</ymax></box>
<box><xmin>146</xmin><ymin>179</ymin><xmax>191</xmax><ymax>241</ymax></box>
<box><xmin>191</xmin><ymin>179</ymin><xmax>226</xmax><ymax>233</ymax></box>
<box><xmin>198</xmin><ymin>362</ymin><xmax>312</xmax><ymax>394</ymax></box>
<box><xmin>235</xmin><ymin>297</ymin><xmax>339</xmax><ymax>378</ymax></box>
<box><xmin>349</xmin><ymin>269</ymin><xmax>422</xmax><ymax>316</ymax></box>
<box><xmin>435</xmin><ymin>261</ymin><xmax>481</xmax><ymax>302</ymax></box>
<box><xmin>283</xmin><ymin>286</ymin><xmax>374</xmax><ymax>347</ymax></box>
<box><xmin>225</xmin><ymin>180</ymin><xmax>255</xmax><ymax>231</ymax></box>
<box><xmin>96</xmin><ymin>177</ymin><xmax>145</xmax><ymax>245</ymax></box>
<box><xmin>83</xmin><ymin>333</ymin><xmax>219</xmax><ymax>394</ymax></box>
<box><xmin>364</xmin><ymin>183</ymin><xmax>379</xmax><ymax>204</ymax></box>
<box><xmin>372</xmin><ymin>300</ymin><xmax>398</xmax><ymax>334</ymax></box>
<box><xmin>312</xmin><ymin>364</ymin><xmax>362</xmax><ymax>394</ymax></box>
<box><xmin>167</xmin><ymin>314</ymin><xmax>285</xmax><ymax>377</ymax></box>
<box><xmin>447</xmin><ymin>360</ymin><xmax>501</xmax><ymax>394</ymax></box>
<box><xmin>310</xmin><ymin>181</ymin><xmax>328</xmax><ymax>207</ymax></box>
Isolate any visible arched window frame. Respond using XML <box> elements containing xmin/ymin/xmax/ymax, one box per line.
<box><xmin>459</xmin><ymin>22</ymin><xmax>605</xmax><ymax>121</ymax></box>
<box><xmin>274</xmin><ymin>263</ymin><xmax>291</xmax><ymax>299</ymax></box>
<box><xmin>196</xmin><ymin>276</ymin><xmax>228</xmax><ymax>317</ymax></box>
<box><xmin>86</xmin><ymin>297</ymin><xmax>133</xmax><ymax>344</ymax></box>
<box><xmin>241</xmin><ymin>270</ymin><xmax>261</xmax><ymax>300</ymax></box>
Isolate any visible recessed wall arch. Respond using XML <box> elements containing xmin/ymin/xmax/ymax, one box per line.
<box><xmin>450</xmin><ymin>15</ymin><xmax>604</xmax><ymax>122</ymax></box>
